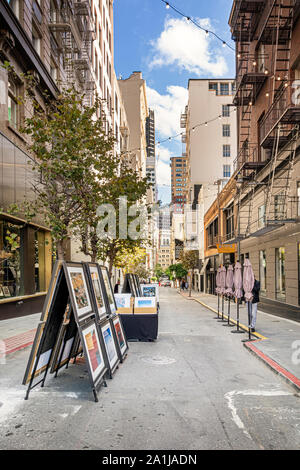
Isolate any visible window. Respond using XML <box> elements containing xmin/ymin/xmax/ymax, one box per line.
<box><xmin>209</xmin><ymin>82</ymin><xmax>218</xmax><ymax>94</ymax></box>
<box><xmin>274</xmin><ymin>193</ymin><xmax>285</xmax><ymax>220</ymax></box>
<box><xmin>220</xmin><ymin>83</ymin><xmax>229</xmax><ymax>95</ymax></box>
<box><xmin>258</xmin><ymin>205</ymin><xmax>266</xmax><ymax>228</ymax></box>
<box><xmin>225</xmin><ymin>204</ymin><xmax>234</xmax><ymax>240</ymax></box>
<box><xmin>223</xmin><ymin>165</ymin><xmax>231</xmax><ymax>178</ymax></box>
<box><xmin>259</xmin><ymin>250</ymin><xmax>266</xmax><ymax>296</ymax></box>
<box><xmin>275</xmin><ymin>247</ymin><xmax>285</xmax><ymax>301</ymax></box>
<box><xmin>8</xmin><ymin>79</ymin><xmax>18</xmax><ymax>129</ymax></box>
<box><xmin>50</xmin><ymin>59</ymin><xmax>58</xmax><ymax>81</ymax></box>
<box><xmin>32</xmin><ymin>26</ymin><xmax>41</xmax><ymax>55</ymax></box>
<box><xmin>222</xmin><ymin>105</ymin><xmax>230</xmax><ymax>117</ymax></box>
<box><xmin>7</xmin><ymin>0</ymin><xmax>20</xmax><ymax>19</ymax></box>
<box><xmin>223</xmin><ymin>145</ymin><xmax>231</xmax><ymax>157</ymax></box>
<box><xmin>223</xmin><ymin>124</ymin><xmax>230</xmax><ymax>137</ymax></box>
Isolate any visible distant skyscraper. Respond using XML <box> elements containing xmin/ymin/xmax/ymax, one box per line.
<box><xmin>146</xmin><ymin>109</ymin><xmax>157</xmax><ymax>202</ymax></box>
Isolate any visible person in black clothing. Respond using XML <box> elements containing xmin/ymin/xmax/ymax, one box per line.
<box><xmin>249</xmin><ymin>279</ymin><xmax>260</xmax><ymax>332</ymax></box>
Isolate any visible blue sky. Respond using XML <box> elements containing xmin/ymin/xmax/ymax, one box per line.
<box><xmin>114</xmin><ymin>0</ymin><xmax>236</xmax><ymax>203</ymax></box>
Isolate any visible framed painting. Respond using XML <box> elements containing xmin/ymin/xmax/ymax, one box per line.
<box><xmin>141</xmin><ymin>284</ymin><xmax>159</xmax><ymax>302</ymax></box>
<box><xmin>115</xmin><ymin>294</ymin><xmax>131</xmax><ymax>310</ymax></box>
<box><xmin>101</xmin><ymin>320</ymin><xmax>119</xmax><ymax>371</ymax></box>
<box><xmin>112</xmin><ymin>315</ymin><xmax>128</xmax><ymax>358</ymax></box>
<box><xmin>99</xmin><ymin>266</ymin><xmax>117</xmax><ymax>315</ymax></box>
<box><xmin>64</xmin><ymin>262</ymin><xmax>93</xmax><ymax>322</ymax></box>
<box><xmin>84</xmin><ymin>263</ymin><xmax>107</xmax><ymax>321</ymax></box>
<box><xmin>80</xmin><ymin>318</ymin><xmax>107</xmax><ymax>385</ymax></box>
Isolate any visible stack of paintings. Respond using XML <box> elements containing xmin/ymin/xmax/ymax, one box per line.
<box><xmin>23</xmin><ymin>261</ymin><xmax>129</xmax><ymax>403</ymax></box>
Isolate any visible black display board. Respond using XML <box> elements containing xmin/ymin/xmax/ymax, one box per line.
<box><xmin>23</xmin><ymin>261</ymin><xmax>108</xmax><ymax>402</ymax></box>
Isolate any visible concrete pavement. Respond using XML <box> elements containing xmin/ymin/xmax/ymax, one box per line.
<box><xmin>178</xmin><ymin>289</ymin><xmax>300</xmax><ymax>391</ymax></box>
<box><xmin>0</xmin><ymin>288</ymin><xmax>299</xmax><ymax>450</ymax></box>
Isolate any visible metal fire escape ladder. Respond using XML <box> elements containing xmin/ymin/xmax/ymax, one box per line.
<box><xmin>265</xmin><ymin>124</ymin><xmax>299</xmax><ymax>224</ymax></box>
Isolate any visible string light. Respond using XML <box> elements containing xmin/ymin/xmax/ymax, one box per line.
<box><xmin>160</xmin><ymin>0</ymin><xmax>235</xmax><ymax>52</ymax></box>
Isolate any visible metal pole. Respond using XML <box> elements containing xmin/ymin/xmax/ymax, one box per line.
<box><xmin>232</xmin><ymin>298</ymin><xmax>245</xmax><ymax>334</ymax></box>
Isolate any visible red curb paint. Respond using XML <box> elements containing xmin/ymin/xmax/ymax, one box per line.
<box><xmin>245</xmin><ymin>341</ymin><xmax>300</xmax><ymax>390</ymax></box>
<box><xmin>3</xmin><ymin>328</ymin><xmax>36</xmax><ymax>355</ymax></box>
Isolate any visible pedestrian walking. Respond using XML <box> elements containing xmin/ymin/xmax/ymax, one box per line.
<box><xmin>181</xmin><ymin>279</ymin><xmax>185</xmax><ymax>291</ymax></box>
<box><xmin>114</xmin><ymin>280</ymin><xmax>120</xmax><ymax>294</ymax></box>
<box><xmin>247</xmin><ymin>279</ymin><xmax>260</xmax><ymax>332</ymax></box>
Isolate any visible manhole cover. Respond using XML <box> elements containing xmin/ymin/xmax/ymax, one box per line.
<box><xmin>140</xmin><ymin>355</ymin><xmax>176</xmax><ymax>365</ymax></box>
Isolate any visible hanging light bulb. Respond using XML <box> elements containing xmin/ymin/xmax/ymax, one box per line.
<box><xmin>186</xmin><ymin>16</ymin><xmax>191</xmax><ymax>22</ymax></box>
<box><xmin>165</xmin><ymin>2</ymin><xmax>170</xmax><ymax>9</ymax></box>
<box><xmin>205</xmin><ymin>30</ymin><xmax>209</xmax><ymax>36</ymax></box>
<box><xmin>222</xmin><ymin>41</ymin><xmax>226</xmax><ymax>48</ymax></box>
<box><xmin>205</xmin><ymin>122</ymin><xmax>208</xmax><ymax>126</ymax></box>
<box><xmin>264</xmin><ymin>69</ymin><xmax>269</xmax><ymax>75</ymax></box>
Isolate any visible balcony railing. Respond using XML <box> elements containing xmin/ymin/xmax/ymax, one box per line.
<box><xmin>259</xmin><ymin>85</ymin><xmax>300</xmax><ymax>146</ymax></box>
<box><xmin>234</xmin><ymin>143</ymin><xmax>268</xmax><ymax>172</ymax></box>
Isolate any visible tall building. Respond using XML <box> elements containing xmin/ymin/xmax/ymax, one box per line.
<box><xmin>118</xmin><ymin>71</ymin><xmax>149</xmax><ymax>179</ymax></box>
<box><xmin>0</xmin><ymin>0</ymin><xmax>124</xmax><ymax>317</ymax></box>
<box><xmin>146</xmin><ymin>109</ymin><xmax>157</xmax><ymax>202</ymax></box>
<box><xmin>228</xmin><ymin>0</ymin><xmax>300</xmax><ymax>318</ymax></box>
<box><xmin>181</xmin><ymin>78</ymin><xmax>237</xmax><ymax>291</ymax></box>
<box><xmin>170</xmin><ymin>155</ymin><xmax>188</xmax><ymax>211</ymax></box>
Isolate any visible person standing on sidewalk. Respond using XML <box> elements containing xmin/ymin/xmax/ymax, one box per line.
<box><xmin>249</xmin><ymin>279</ymin><xmax>260</xmax><ymax>332</ymax></box>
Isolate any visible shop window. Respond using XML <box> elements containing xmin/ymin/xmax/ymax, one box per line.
<box><xmin>275</xmin><ymin>247</ymin><xmax>286</xmax><ymax>301</ymax></box>
<box><xmin>0</xmin><ymin>220</ymin><xmax>22</xmax><ymax>298</ymax></box>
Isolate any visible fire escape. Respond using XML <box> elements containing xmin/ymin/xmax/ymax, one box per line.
<box><xmin>230</xmin><ymin>0</ymin><xmax>300</xmax><ymax>239</ymax></box>
<box><xmin>49</xmin><ymin>0</ymin><xmax>96</xmax><ymax>106</ymax></box>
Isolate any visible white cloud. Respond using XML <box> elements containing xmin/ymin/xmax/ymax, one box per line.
<box><xmin>149</xmin><ymin>17</ymin><xmax>228</xmax><ymax>77</ymax></box>
<box><xmin>147</xmin><ymin>85</ymin><xmax>188</xmax><ymax>139</ymax></box>
<box><xmin>156</xmin><ymin>159</ymin><xmax>171</xmax><ymax>187</ymax></box>
<box><xmin>157</xmin><ymin>146</ymin><xmax>172</xmax><ymax>163</ymax></box>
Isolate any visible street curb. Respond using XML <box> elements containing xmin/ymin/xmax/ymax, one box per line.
<box><xmin>3</xmin><ymin>329</ymin><xmax>36</xmax><ymax>356</ymax></box>
<box><xmin>243</xmin><ymin>341</ymin><xmax>300</xmax><ymax>392</ymax></box>
<box><xmin>178</xmin><ymin>291</ymin><xmax>266</xmax><ymax>340</ymax></box>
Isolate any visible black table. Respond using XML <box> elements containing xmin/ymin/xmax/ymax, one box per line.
<box><xmin>119</xmin><ymin>313</ymin><xmax>158</xmax><ymax>341</ymax></box>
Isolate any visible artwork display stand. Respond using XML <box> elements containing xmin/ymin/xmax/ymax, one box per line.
<box><xmin>98</xmin><ymin>265</ymin><xmax>128</xmax><ymax>365</ymax></box>
<box><xmin>23</xmin><ymin>261</ymin><xmax>130</xmax><ymax>403</ymax></box>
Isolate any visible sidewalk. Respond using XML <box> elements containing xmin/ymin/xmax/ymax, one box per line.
<box><xmin>179</xmin><ymin>290</ymin><xmax>300</xmax><ymax>391</ymax></box>
<box><xmin>0</xmin><ymin>313</ymin><xmax>40</xmax><ymax>355</ymax></box>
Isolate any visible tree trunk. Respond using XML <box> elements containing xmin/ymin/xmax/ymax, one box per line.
<box><xmin>56</xmin><ymin>240</ymin><xmax>65</xmax><ymax>260</ymax></box>
<box><xmin>189</xmin><ymin>271</ymin><xmax>192</xmax><ymax>298</ymax></box>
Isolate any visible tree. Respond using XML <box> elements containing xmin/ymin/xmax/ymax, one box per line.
<box><xmin>180</xmin><ymin>250</ymin><xmax>199</xmax><ymax>297</ymax></box>
<box><xmin>154</xmin><ymin>264</ymin><xmax>165</xmax><ymax>281</ymax></box>
<box><xmin>165</xmin><ymin>264</ymin><xmax>188</xmax><ymax>286</ymax></box>
<box><xmin>114</xmin><ymin>245</ymin><xmax>146</xmax><ymax>276</ymax></box>
<box><xmin>78</xmin><ymin>162</ymin><xmax>151</xmax><ymax>277</ymax></box>
<box><xmin>14</xmin><ymin>70</ymin><xmax>116</xmax><ymax>259</ymax></box>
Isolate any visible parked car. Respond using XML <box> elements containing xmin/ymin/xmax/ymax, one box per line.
<box><xmin>161</xmin><ymin>280</ymin><xmax>171</xmax><ymax>287</ymax></box>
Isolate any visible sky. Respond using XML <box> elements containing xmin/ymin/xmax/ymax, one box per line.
<box><xmin>114</xmin><ymin>0</ymin><xmax>236</xmax><ymax>204</ymax></box>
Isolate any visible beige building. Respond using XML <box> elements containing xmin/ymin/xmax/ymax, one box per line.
<box><xmin>118</xmin><ymin>71</ymin><xmax>149</xmax><ymax>179</ymax></box>
<box><xmin>181</xmin><ymin>78</ymin><xmax>237</xmax><ymax>290</ymax></box>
